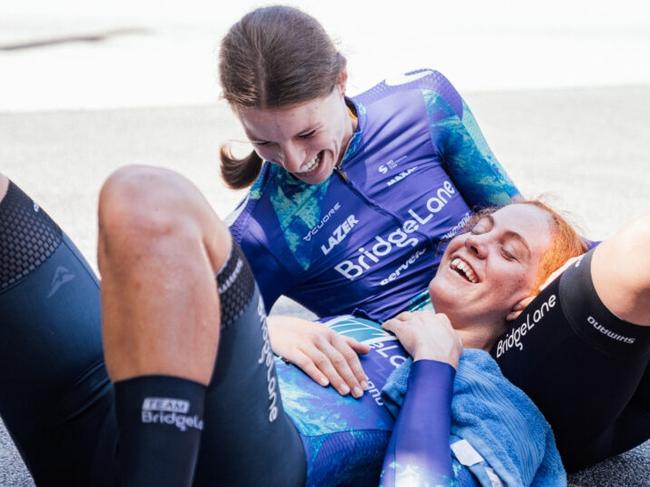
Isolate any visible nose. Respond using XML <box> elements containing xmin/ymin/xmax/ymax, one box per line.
<box><xmin>464</xmin><ymin>234</ymin><xmax>488</xmax><ymax>259</ymax></box>
<box><xmin>278</xmin><ymin>142</ymin><xmax>305</xmax><ymax>173</ymax></box>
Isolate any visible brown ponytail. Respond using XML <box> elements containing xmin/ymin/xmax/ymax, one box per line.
<box><xmin>218</xmin><ymin>6</ymin><xmax>347</xmax><ymax>188</ymax></box>
<box><xmin>219</xmin><ymin>144</ymin><xmax>263</xmax><ymax>190</ymax></box>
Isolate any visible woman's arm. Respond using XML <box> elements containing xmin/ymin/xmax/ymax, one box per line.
<box><xmin>379</xmin><ymin>359</ymin><xmax>459</xmax><ymax>486</ymax></box>
<box><xmin>592</xmin><ymin>213</ymin><xmax>650</xmax><ymax>325</ymax></box>
<box><xmin>423</xmin><ymin>71</ymin><xmax>521</xmax><ymax>208</ymax></box>
<box><xmin>381</xmin><ymin>312</ymin><xmax>479</xmax><ymax>486</ymax></box>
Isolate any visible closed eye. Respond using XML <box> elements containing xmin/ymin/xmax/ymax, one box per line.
<box><xmin>299</xmin><ymin>130</ymin><xmax>316</xmax><ymax>139</ymax></box>
<box><xmin>501</xmin><ymin>247</ymin><xmax>517</xmax><ymax>261</ymax></box>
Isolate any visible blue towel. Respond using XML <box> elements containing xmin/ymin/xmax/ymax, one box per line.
<box><xmin>381</xmin><ymin>349</ymin><xmax>566</xmax><ymax>487</ymax></box>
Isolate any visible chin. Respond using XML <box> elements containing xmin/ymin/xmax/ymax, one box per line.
<box><xmin>428</xmin><ymin>278</ymin><xmax>456</xmax><ymax>316</ymax></box>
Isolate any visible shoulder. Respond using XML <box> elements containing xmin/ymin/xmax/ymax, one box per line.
<box><xmin>353</xmin><ymin>69</ymin><xmax>462</xmax><ymax>112</ymax></box>
<box><xmin>227</xmin><ymin>162</ymin><xmax>275</xmax><ymax>242</ymax></box>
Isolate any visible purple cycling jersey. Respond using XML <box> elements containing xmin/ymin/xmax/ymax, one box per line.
<box><xmin>229</xmin><ymin>69</ymin><xmax>519</xmax><ymax>321</ymax></box>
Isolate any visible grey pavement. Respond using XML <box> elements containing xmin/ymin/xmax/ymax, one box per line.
<box><xmin>1</xmin><ymin>84</ymin><xmax>650</xmax><ymax>485</ymax></box>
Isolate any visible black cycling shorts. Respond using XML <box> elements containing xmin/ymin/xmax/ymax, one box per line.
<box><xmin>492</xmin><ymin>249</ymin><xmax>650</xmax><ymax>471</ymax></box>
<box><xmin>0</xmin><ymin>182</ymin><xmax>306</xmax><ymax>487</ymax></box>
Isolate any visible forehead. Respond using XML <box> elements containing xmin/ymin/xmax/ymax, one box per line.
<box><xmin>237</xmin><ymin>95</ymin><xmax>332</xmax><ymax>140</ymax></box>
<box><xmin>492</xmin><ymin>204</ymin><xmax>553</xmax><ymax>251</ymax></box>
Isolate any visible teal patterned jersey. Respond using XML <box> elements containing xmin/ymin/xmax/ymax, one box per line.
<box><xmin>277</xmin><ymin>315</ymin><xmax>474</xmax><ymax>487</ymax></box>
<box><xmin>230</xmin><ymin>69</ymin><xmax>519</xmax><ymax>321</ymax></box>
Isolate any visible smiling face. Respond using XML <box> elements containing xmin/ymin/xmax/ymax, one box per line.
<box><xmin>429</xmin><ymin>204</ymin><xmax>554</xmax><ymax>330</ymax></box>
<box><xmin>237</xmin><ymin>81</ymin><xmax>356</xmax><ymax>185</ymax></box>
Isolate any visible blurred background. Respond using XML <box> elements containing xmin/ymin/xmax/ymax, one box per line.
<box><xmin>4</xmin><ymin>0</ymin><xmax>650</xmax><ymax>111</ymax></box>
<box><xmin>2</xmin><ymin>0</ymin><xmax>650</xmax><ymax>260</ymax></box>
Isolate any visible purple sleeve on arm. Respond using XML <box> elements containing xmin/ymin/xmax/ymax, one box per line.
<box><xmin>380</xmin><ymin>359</ymin><xmax>457</xmax><ymax>486</ymax></box>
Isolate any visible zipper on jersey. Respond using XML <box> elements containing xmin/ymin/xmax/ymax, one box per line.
<box><xmin>335</xmin><ymin>165</ymin><xmax>349</xmax><ymax>183</ymax></box>
<box><xmin>332</xmin><ymin>163</ymin><xmax>434</xmax><ymax>251</ymax></box>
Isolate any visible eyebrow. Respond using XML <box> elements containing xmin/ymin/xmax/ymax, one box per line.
<box><xmin>483</xmin><ymin>215</ymin><xmax>532</xmax><ymax>259</ymax></box>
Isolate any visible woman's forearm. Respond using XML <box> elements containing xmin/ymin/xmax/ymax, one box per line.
<box><xmin>379</xmin><ymin>359</ymin><xmax>458</xmax><ymax>486</ymax></box>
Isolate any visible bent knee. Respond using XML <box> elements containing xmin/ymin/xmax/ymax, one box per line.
<box><xmin>98</xmin><ymin>165</ymin><xmax>231</xmax><ymax>268</ymax></box>
<box><xmin>0</xmin><ymin>174</ymin><xmax>9</xmax><ymax>203</ymax></box>
<box><xmin>99</xmin><ymin>165</ymin><xmax>204</xmax><ymax>244</ymax></box>
<box><xmin>592</xmin><ymin>213</ymin><xmax>650</xmax><ymax>322</ymax></box>
<box><xmin>603</xmin><ymin>214</ymin><xmax>650</xmax><ymax>262</ymax></box>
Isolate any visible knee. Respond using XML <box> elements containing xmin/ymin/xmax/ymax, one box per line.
<box><xmin>613</xmin><ymin>214</ymin><xmax>650</xmax><ymax>257</ymax></box>
<box><xmin>98</xmin><ymin>165</ymin><xmax>201</xmax><ymax>252</ymax></box>
<box><xmin>598</xmin><ymin>213</ymin><xmax>650</xmax><ymax>288</ymax></box>
<box><xmin>0</xmin><ymin>174</ymin><xmax>8</xmax><ymax>203</ymax></box>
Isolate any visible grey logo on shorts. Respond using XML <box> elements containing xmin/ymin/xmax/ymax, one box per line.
<box><xmin>47</xmin><ymin>266</ymin><xmax>75</xmax><ymax>298</ymax></box>
<box><xmin>141</xmin><ymin>397</ymin><xmax>203</xmax><ymax>432</ymax></box>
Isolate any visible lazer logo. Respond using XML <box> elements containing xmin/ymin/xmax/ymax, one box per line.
<box><xmin>334</xmin><ymin>181</ymin><xmax>456</xmax><ymax>281</ymax></box>
<box><xmin>141</xmin><ymin>397</ymin><xmax>204</xmax><ymax>432</ymax></box>
<box><xmin>47</xmin><ymin>266</ymin><xmax>75</xmax><ymax>298</ymax></box>
<box><xmin>321</xmin><ymin>215</ymin><xmax>359</xmax><ymax>255</ymax></box>
<box><xmin>378</xmin><ymin>155</ymin><xmax>408</xmax><ymax>174</ymax></box>
<box><xmin>303</xmin><ymin>202</ymin><xmax>341</xmax><ymax>242</ymax></box>
<box><xmin>386</xmin><ymin>166</ymin><xmax>418</xmax><ymax>187</ymax></box>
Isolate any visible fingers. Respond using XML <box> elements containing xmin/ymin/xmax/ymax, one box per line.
<box><xmin>343</xmin><ymin>335</ymin><xmax>370</xmax><ymax>354</ymax></box>
<box><xmin>321</xmin><ymin>338</ymin><xmax>367</xmax><ymax>398</ymax></box>
<box><xmin>507</xmin><ymin>296</ymin><xmax>535</xmax><ymax>321</ymax></box>
<box><xmin>339</xmin><ymin>336</ymin><xmax>370</xmax><ymax>387</ymax></box>
<box><xmin>291</xmin><ymin>351</ymin><xmax>330</xmax><ymax>388</ymax></box>
<box><xmin>381</xmin><ymin>317</ymin><xmax>401</xmax><ymax>334</ymax></box>
<box><xmin>293</xmin><ymin>338</ymin><xmax>368</xmax><ymax>398</ymax></box>
<box><xmin>309</xmin><ymin>345</ymin><xmax>357</xmax><ymax>397</ymax></box>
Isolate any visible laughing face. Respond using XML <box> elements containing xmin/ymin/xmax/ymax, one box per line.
<box><xmin>429</xmin><ymin>204</ymin><xmax>554</xmax><ymax>330</ymax></box>
<box><xmin>237</xmin><ymin>80</ymin><xmax>356</xmax><ymax>185</ymax></box>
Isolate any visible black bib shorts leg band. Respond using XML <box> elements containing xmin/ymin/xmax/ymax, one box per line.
<box><xmin>192</xmin><ymin>241</ymin><xmax>306</xmax><ymax>487</ymax></box>
<box><xmin>492</xmin><ymin>249</ymin><xmax>650</xmax><ymax>471</ymax></box>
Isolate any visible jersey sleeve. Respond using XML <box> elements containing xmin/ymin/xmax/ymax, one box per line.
<box><xmin>379</xmin><ymin>359</ymin><xmax>478</xmax><ymax>486</ymax></box>
<box><xmin>423</xmin><ymin>71</ymin><xmax>521</xmax><ymax>209</ymax></box>
<box><xmin>228</xmin><ymin>197</ymin><xmax>294</xmax><ymax>313</ymax></box>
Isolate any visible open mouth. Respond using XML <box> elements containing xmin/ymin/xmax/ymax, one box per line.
<box><xmin>296</xmin><ymin>151</ymin><xmax>323</xmax><ymax>175</ymax></box>
<box><xmin>450</xmin><ymin>257</ymin><xmax>479</xmax><ymax>283</ymax></box>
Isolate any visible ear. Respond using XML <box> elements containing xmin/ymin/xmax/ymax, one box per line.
<box><xmin>506</xmin><ymin>295</ymin><xmax>536</xmax><ymax>322</ymax></box>
<box><xmin>336</xmin><ymin>69</ymin><xmax>348</xmax><ymax>96</ymax></box>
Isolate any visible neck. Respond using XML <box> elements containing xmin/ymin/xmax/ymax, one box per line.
<box><xmin>454</xmin><ymin>321</ymin><xmax>505</xmax><ymax>352</ymax></box>
<box><xmin>338</xmin><ymin>104</ymin><xmax>358</xmax><ymax>167</ymax></box>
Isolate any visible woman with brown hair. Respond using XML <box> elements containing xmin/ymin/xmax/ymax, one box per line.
<box><xmin>219</xmin><ymin>4</ymin><xmax>519</xmax><ymax>400</ymax></box>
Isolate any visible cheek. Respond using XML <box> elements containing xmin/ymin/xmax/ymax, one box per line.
<box><xmin>498</xmin><ymin>267</ymin><xmax>533</xmax><ymax>298</ymax></box>
<box><xmin>315</xmin><ymin>131</ymin><xmax>337</xmax><ymax>150</ymax></box>
<box><xmin>253</xmin><ymin>146</ymin><xmax>275</xmax><ymax>161</ymax></box>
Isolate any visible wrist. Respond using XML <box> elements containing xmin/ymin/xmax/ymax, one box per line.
<box><xmin>413</xmin><ymin>349</ymin><xmax>460</xmax><ymax>369</ymax></box>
